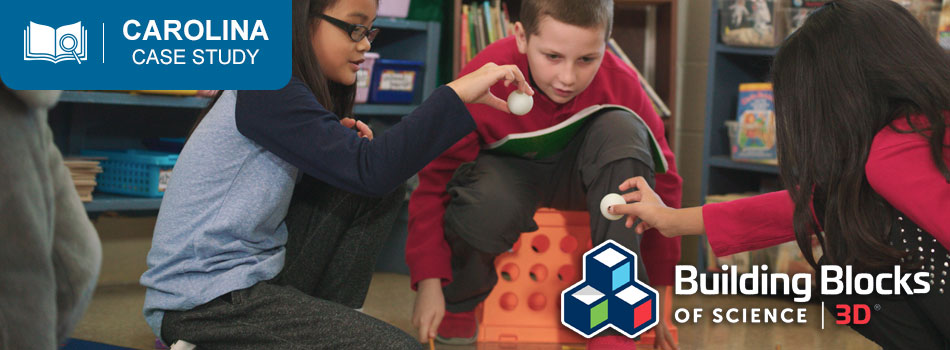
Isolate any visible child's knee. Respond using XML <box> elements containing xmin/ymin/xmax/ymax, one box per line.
<box><xmin>587</xmin><ymin>109</ymin><xmax>638</xmax><ymax>132</ymax></box>
<box><xmin>587</xmin><ymin>110</ymin><xmax>652</xmax><ymax>148</ymax></box>
<box><xmin>579</xmin><ymin>111</ymin><xmax>656</xmax><ymax>182</ymax></box>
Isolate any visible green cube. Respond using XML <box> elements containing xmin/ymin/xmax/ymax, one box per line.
<box><xmin>590</xmin><ymin>299</ymin><xmax>608</xmax><ymax>328</ymax></box>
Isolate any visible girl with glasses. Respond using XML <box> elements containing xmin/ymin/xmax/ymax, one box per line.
<box><xmin>140</xmin><ymin>0</ymin><xmax>533</xmax><ymax>348</ymax></box>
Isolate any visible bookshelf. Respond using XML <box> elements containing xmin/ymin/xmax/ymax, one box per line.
<box><xmin>450</xmin><ymin>0</ymin><xmax>678</xmax><ymax>146</ymax></box>
<box><xmin>699</xmin><ymin>1</ymin><xmax>781</xmax><ymax>270</ymax></box>
<box><xmin>49</xmin><ymin>18</ymin><xmax>442</xmax><ymax>214</ymax></box>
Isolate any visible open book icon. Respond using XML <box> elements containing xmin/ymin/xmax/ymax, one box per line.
<box><xmin>24</xmin><ymin>21</ymin><xmax>87</xmax><ymax>64</ymax></box>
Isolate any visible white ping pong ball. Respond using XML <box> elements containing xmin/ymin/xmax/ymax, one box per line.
<box><xmin>507</xmin><ymin>91</ymin><xmax>533</xmax><ymax>116</ymax></box>
<box><xmin>600</xmin><ymin>193</ymin><xmax>626</xmax><ymax>221</ymax></box>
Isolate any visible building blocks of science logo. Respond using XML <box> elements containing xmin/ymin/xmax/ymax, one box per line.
<box><xmin>561</xmin><ymin>240</ymin><xmax>659</xmax><ymax>338</ymax></box>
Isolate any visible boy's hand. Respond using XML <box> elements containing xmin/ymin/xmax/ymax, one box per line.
<box><xmin>446</xmin><ymin>62</ymin><xmax>534</xmax><ymax>113</ymax></box>
<box><xmin>412</xmin><ymin>278</ymin><xmax>445</xmax><ymax>343</ymax></box>
<box><xmin>340</xmin><ymin>118</ymin><xmax>373</xmax><ymax>140</ymax></box>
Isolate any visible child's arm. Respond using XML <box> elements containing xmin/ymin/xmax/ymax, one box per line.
<box><xmin>866</xmin><ymin>125</ymin><xmax>950</xmax><ymax>250</ymax></box>
<box><xmin>234</xmin><ymin>64</ymin><xmax>533</xmax><ymax>198</ymax></box>
<box><xmin>607</xmin><ymin>177</ymin><xmax>797</xmax><ymax>257</ymax></box>
<box><xmin>236</xmin><ymin>80</ymin><xmax>474</xmax><ymax>197</ymax></box>
<box><xmin>406</xmin><ymin>134</ymin><xmax>480</xmax><ymax>290</ymax></box>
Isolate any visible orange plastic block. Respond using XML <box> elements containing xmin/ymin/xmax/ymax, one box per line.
<box><xmin>476</xmin><ymin>209</ymin><xmax>677</xmax><ymax>346</ymax></box>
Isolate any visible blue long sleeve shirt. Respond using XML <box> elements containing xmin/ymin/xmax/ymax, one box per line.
<box><xmin>140</xmin><ymin>77</ymin><xmax>475</xmax><ymax>338</ymax></box>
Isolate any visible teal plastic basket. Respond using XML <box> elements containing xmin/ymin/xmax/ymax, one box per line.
<box><xmin>80</xmin><ymin>149</ymin><xmax>178</xmax><ymax>198</ymax></box>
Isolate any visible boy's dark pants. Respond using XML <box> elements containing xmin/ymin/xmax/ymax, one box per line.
<box><xmin>161</xmin><ymin>179</ymin><xmax>422</xmax><ymax>349</ymax></box>
<box><xmin>442</xmin><ymin>109</ymin><xmax>658</xmax><ymax>313</ymax></box>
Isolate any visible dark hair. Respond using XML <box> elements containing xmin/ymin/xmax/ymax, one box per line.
<box><xmin>295</xmin><ymin>0</ymin><xmax>356</xmax><ymax>118</ymax></box>
<box><xmin>772</xmin><ymin>0</ymin><xmax>950</xmax><ymax>272</ymax></box>
<box><xmin>191</xmin><ymin>0</ymin><xmax>354</xmax><ymax>136</ymax></box>
<box><xmin>519</xmin><ymin>0</ymin><xmax>613</xmax><ymax>41</ymax></box>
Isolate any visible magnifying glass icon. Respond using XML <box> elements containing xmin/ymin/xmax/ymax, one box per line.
<box><xmin>59</xmin><ymin>33</ymin><xmax>81</xmax><ymax>64</ymax></box>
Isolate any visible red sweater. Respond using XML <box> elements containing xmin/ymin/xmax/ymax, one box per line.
<box><xmin>704</xmin><ymin>117</ymin><xmax>950</xmax><ymax>257</ymax></box>
<box><xmin>407</xmin><ymin>37</ymin><xmax>683</xmax><ymax>289</ymax></box>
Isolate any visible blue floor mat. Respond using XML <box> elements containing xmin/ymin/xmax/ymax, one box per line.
<box><xmin>61</xmin><ymin>338</ymin><xmax>136</xmax><ymax>350</ymax></box>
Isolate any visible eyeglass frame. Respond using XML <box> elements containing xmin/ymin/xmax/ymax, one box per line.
<box><xmin>317</xmin><ymin>13</ymin><xmax>380</xmax><ymax>43</ymax></box>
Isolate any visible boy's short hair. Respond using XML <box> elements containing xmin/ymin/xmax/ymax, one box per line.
<box><xmin>520</xmin><ymin>0</ymin><xmax>613</xmax><ymax>41</ymax></box>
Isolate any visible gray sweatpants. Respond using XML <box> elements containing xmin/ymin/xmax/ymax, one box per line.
<box><xmin>0</xmin><ymin>88</ymin><xmax>103</xmax><ymax>350</ymax></box>
<box><xmin>161</xmin><ymin>178</ymin><xmax>422</xmax><ymax>349</ymax></box>
<box><xmin>442</xmin><ymin>109</ymin><xmax>657</xmax><ymax>313</ymax></box>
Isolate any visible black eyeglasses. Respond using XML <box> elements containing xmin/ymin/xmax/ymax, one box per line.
<box><xmin>318</xmin><ymin>14</ymin><xmax>380</xmax><ymax>43</ymax></box>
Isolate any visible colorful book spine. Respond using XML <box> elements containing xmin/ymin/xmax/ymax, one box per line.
<box><xmin>483</xmin><ymin>1</ymin><xmax>495</xmax><ymax>44</ymax></box>
<box><xmin>497</xmin><ymin>0</ymin><xmax>507</xmax><ymax>38</ymax></box>
<box><xmin>501</xmin><ymin>2</ymin><xmax>512</xmax><ymax>37</ymax></box>
<box><xmin>491</xmin><ymin>0</ymin><xmax>505</xmax><ymax>40</ymax></box>
<box><xmin>468</xmin><ymin>4</ymin><xmax>477</xmax><ymax>61</ymax></box>
<box><xmin>475</xmin><ymin>5</ymin><xmax>485</xmax><ymax>52</ymax></box>
<box><xmin>460</xmin><ymin>4</ymin><xmax>470</xmax><ymax>69</ymax></box>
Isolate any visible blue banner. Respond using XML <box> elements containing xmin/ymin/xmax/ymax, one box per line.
<box><xmin>0</xmin><ymin>0</ymin><xmax>290</xmax><ymax>90</ymax></box>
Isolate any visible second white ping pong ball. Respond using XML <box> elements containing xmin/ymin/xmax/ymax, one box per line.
<box><xmin>507</xmin><ymin>91</ymin><xmax>533</xmax><ymax>116</ymax></box>
<box><xmin>600</xmin><ymin>193</ymin><xmax>626</xmax><ymax>221</ymax></box>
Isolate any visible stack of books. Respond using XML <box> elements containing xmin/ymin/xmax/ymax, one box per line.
<box><xmin>63</xmin><ymin>158</ymin><xmax>102</xmax><ymax>202</ymax></box>
<box><xmin>459</xmin><ymin>0</ymin><xmax>514</xmax><ymax>69</ymax></box>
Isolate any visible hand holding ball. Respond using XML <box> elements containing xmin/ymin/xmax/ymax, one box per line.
<box><xmin>600</xmin><ymin>193</ymin><xmax>627</xmax><ymax>221</ymax></box>
<box><xmin>507</xmin><ymin>91</ymin><xmax>534</xmax><ymax>116</ymax></box>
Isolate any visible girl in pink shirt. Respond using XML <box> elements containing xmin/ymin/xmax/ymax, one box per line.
<box><xmin>610</xmin><ymin>0</ymin><xmax>949</xmax><ymax>348</ymax></box>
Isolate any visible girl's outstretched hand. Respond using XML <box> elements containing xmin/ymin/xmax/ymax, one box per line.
<box><xmin>607</xmin><ymin>176</ymin><xmax>670</xmax><ymax>235</ymax></box>
<box><xmin>446</xmin><ymin>62</ymin><xmax>534</xmax><ymax>113</ymax></box>
<box><xmin>607</xmin><ymin>176</ymin><xmax>704</xmax><ymax>238</ymax></box>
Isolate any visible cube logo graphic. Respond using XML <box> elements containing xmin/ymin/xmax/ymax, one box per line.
<box><xmin>561</xmin><ymin>240</ymin><xmax>658</xmax><ymax>338</ymax></box>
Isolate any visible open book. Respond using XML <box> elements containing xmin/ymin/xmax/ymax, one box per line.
<box><xmin>485</xmin><ymin>104</ymin><xmax>669</xmax><ymax>173</ymax></box>
<box><xmin>24</xmin><ymin>21</ymin><xmax>87</xmax><ymax>63</ymax></box>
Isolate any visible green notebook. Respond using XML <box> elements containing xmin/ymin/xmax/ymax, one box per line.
<box><xmin>484</xmin><ymin>104</ymin><xmax>669</xmax><ymax>173</ymax></box>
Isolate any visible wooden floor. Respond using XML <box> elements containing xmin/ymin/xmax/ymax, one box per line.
<box><xmin>72</xmin><ymin>276</ymin><xmax>878</xmax><ymax>350</ymax></box>
<box><xmin>69</xmin><ymin>229</ymin><xmax>878</xmax><ymax>349</ymax></box>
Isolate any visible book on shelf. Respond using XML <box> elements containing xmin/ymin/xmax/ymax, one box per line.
<box><xmin>720</xmin><ymin>0</ymin><xmax>778</xmax><ymax>48</ymax></box>
<box><xmin>458</xmin><ymin>1</ymin><xmax>515</xmax><ymax>69</ymax></box>
<box><xmin>485</xmin><ymin>104</ymin><xmax>669</xmax><ymax>173</ymax></box>
<box><xmin>64</xmin><ymin>158</ymin><xmax>103</xmax><ymax>202</ymax></box>
<box><xmin>939</xmin><ymin>0</ymin><xmax>950</xmax><ymax>49</ymax></box>
<box><xmin>474</xmin><ymin>5</ymin><xmax>486</xmax><ymax>52</ymax></box>
<box><xmin>731</xmin><ymin>82</ymin><xmax>777</xmax><ymax>163</ymax></box>
<box><xmin>483</xmin><ymin>1</ymin><xmax>495</xmax><ymax>44</ymax></box>
<box><xmin>606</xmin><ymin>38</ymin><xmax>672</xmax><ymax>119</ymax></box>
<box><xmin>491</xmin><ymin>1</ymin><xmax>503</xmax><ymax>43</ymax></box>
<box><xmin>461</xmin><ymin>5</ymin><xmax>470</xmax><ymax>69</ymax></box>
<box><xmin>499</xmin><ymin>1</ymin><xmax>510</xmax><ymax>38</ymax></box>
<box><xmin>467</xmin><ymin>5</ymin><xmax>477</xmax><ymax>62</ymax></box>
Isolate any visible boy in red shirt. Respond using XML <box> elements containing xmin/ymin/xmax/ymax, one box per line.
<box><xmin>408</xmin><ymin>1</ymin><xmax>681</xmax><ymax>348</ymax></box>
